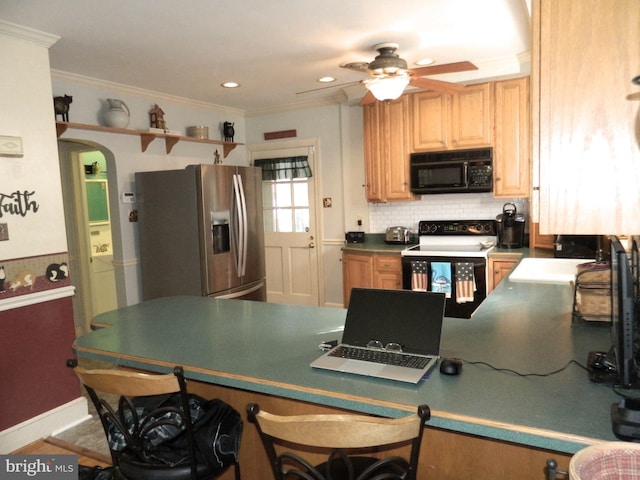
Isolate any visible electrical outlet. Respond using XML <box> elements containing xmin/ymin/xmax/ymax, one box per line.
<box><xmin>0</xmin><ymin>223</ymin><xmax>8</xmax><ymax>241</ymax></box>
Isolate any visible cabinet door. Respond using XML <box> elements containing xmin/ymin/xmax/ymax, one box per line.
<box><xmin>488</xmin><ymin>258</ymin><xmax>518</xmax><ymax>292</ymax></box>
<box><xmin>373</xmin><ymin>255</ymin><xmax>402</xmax><ymax>290</ymax></box>
<box><xmin>362</xmin><ymin>103</ymin><xmax>384</xmax><ymax>202</ymax></box>
<box><xmin>535</xmin><ymin>0</ymin><xmax>640</xmax><ymax>234</ymax></box>
<box><xmin>451</xmin><ymin>83</ymin><xmax>493</xmax><ymax>148</ymax></box>
<box><xmin>529</xmin><ymin>222</ymin><xmax>555</xmax><ymax>251</ymax></box>
<box><xmin>383</xmin><ymin>96</ymin><xmax>413</xmax><ymax>200</ymax></box>
<box><xmin>412</xmin><ymin>91</ymin><xmax>450</xmax><ymax>151</ymax></box>
<box><xmin>342</xmin><ymin>253</ymin><xmax>374</xmax><ymax>307</ymax></box>
<box><xmin>494</xmin><ymin>77</ymin><xmax>530</xmax><ymax>197</ymax></box>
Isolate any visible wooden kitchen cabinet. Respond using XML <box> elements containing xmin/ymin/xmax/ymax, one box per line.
<box><xmin>362</xmin><ymin>96</ymin><xmax>414</xmax><ymax>202</ymax></box>
<box><xmin>373</xmin><ymin>255</ymin><xmax>403</xmax><ymax>291</ymax></box>
<box><xmin>342</xmin><ymin>252</ymin><xmax>374</xmax><ymax>307</ymax></box>
<box><xmin>342</xmin><ymin>252</ymin><xmax>402</xmax><ymax>307</ymax></box>
<box><xmin>493</xmin><ymin>77</ymin><xmax>530</xmax><ymax>197</ymax></box>
<box><xmin>412</xmin><ymin>82</ymin><xmax>493</xmax><ymax>151</ymax></box>
<box><xmin>529</xmin><ymin>222</ymin><xmax>555</xmax><ymax>251</ymax></box>
<box><xmin>488</xmin><ymin>257</ymin><xmax>519</xmax><ymax>292</ymax></box>
<box><xmin>532</xmin><ymin>0</ymin><xmax>640</xmax><ymax>234</ymax></box>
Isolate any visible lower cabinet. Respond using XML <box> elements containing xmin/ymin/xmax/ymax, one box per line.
<box><xmin>342</xmin><ymin>252</ymin><xmax>402</xmax><ymax>307</ymax></box>
<box><xmin>488</xmin><ymin>257</ymin><xmax>519</xmax><ymax>292</ymax></box>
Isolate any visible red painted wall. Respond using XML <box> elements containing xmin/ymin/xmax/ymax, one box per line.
<box><xmin>0</xmin><ymin>296</ymin><xmax>79</xmax><ymax>430</ymax></box>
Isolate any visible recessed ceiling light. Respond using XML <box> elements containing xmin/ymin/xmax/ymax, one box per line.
<box><xmin>317</xmin><ymin>76</ymin><xmax>336</xmax><ymax>83</ymax></box>
<box><xmin>221</xmin><ymin>82</ymin><xmax>240</xmax><ymax>88</ymax></box>
<box><xmin>416</xmin><ymin>58</ymin><xmax>435</xmax><ymax>66</ymax></box>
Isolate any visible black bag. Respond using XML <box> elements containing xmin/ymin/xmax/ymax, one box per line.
<box><xmin>138</xmin><ymin>395</ymin><xmax>242</xmax><ymax>474</ymax></box>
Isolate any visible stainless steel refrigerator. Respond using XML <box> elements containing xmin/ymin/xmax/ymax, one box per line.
<box><xmin>136</xmin><ymin>164</ymin><xmax>266</xmax><ymax>301</ymax></box>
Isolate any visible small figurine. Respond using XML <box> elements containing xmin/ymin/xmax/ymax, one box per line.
<box><xmin>149</xmin><ymin>104</ymin><xmax>166</xmax><ymax>130</ymax></box>
<box><xmin>54</xmin><ymin>95</ymin><xmax>73</xmax><ymax>122</ymax></box>
<box><xmin>214</xmin><ymin>150</ymin><xmax>222</xmax><ymax>164</ymax></box>
<box><xmin>10</xmin><ymin>269</ymin><xmax>36</xmax><ymax>291</ymax></box>
<box><xmin>46</xmin><ymin>262</ymin><xmax>69</xmax><ymax>282</ymax></box>
<box><xmin>223</xmin><ymin>121</ymin><xmax>235</xmax><ymax>142</ymax></box>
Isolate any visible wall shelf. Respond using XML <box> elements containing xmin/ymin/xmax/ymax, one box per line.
<box><xmin>55</xmin><ymin>121</ymin><xmax>241</xmax><ymax>157</ymax></box>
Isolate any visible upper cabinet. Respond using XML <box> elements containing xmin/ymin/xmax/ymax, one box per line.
<box><xmin>362</xmin><ymin>78</ymin><xmax>530</xmax><ymax>202</ymax></box>
<box><xmin>363</xmin><ymin>96</ymin><xmax>414</xmax><ymax>202</ymax></box>
<box><xmin>532</xmin><ymin>0</ymin><xmax>640</xmax><ymax>234</ymax></box>
<box><xmin>493</xmin><ymin>77</ymin><xmax>530</xmax><ymax>197</ymax></box>
<box><xmin>412</xmin><ymin>82</ymin><xmax>493</xmax><ymax>151</ymax></box>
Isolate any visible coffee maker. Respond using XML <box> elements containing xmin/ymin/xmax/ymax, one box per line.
<box><xmin>496</xmin><ymin>203</ymin><xmax>526</xmax><ymax>248</ymax></box>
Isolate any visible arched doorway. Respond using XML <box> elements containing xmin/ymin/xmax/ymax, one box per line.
<box><xmin>58</xmin><ymin>139</ymin><xmax>119</xmax><ymax>334</ymax></box>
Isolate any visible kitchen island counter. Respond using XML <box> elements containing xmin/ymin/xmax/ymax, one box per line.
<box><xmin>76</xmin><ymin>275</ymin><xmax>620</xmax><ymax>478</ymax></box>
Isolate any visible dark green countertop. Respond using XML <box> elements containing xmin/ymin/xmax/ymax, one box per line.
<box><xmin>78</xmin><ymin>273</ymin><xmax>618</xmax><ymax>454</ymax></box>
<box><xmin>341</xmin><ymin>233</ymin><xmax>555</xmax><ymax>259</ymax></box>
<box><xmin>342</xmin><ymin>233</ymin><xmax>415</xmax><ymax>253</ymax></box>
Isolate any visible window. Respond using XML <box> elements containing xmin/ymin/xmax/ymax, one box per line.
<box><xmin>255</xmin><ymin>156</ymin><xmax>312</xmax><ymax>233</ymax></box>
<box><xmin>262</xmin><ymin>178</ymin><xmax>309</xmax><ymax>233</ymax></box>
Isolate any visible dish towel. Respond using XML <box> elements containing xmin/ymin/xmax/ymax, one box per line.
<box><xmin>431</xmin><ymin>262</ymin><xmax>452</xmax><ymax>298</ymax></box>
<box><xmin>455</xmin><ymin>262</ymin><xmax>476</xmax><ymax>303</ymax></box>
<box><xmin>410</xmin><ymin>260</ymin><xmax>428</xmax><ymax>292</ymax></box>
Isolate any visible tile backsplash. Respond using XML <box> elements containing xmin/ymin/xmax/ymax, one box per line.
<box><xmin>369</xmin><ymin>194</ymin><xmax>529</xmax><ymax>233</ymax></box>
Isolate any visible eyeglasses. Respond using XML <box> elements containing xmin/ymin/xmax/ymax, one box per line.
<box><xmin>366</xmin><ymin>340</ymin><xmax>403</xmax><ymax>353</ymax></box>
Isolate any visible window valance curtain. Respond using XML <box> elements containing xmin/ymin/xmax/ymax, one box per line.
<box><xmin>254</xmin><ymin>156</ymin><xmax>312</xmax><ymax>180</ymax></box>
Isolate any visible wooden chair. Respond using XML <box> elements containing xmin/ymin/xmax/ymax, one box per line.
<box><xmin>246</xmin><ymin>402</ymin><xmax>430</xmax><ymax>480</ymax></box>
<box><xmin>75</xmin><ymin>366</ymin><xmax>241</xmax><ymax>480</ymax></box>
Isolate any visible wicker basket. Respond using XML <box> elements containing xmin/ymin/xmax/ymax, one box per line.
<box><xmin>573</xmin><ymin>262</ymin><xmax>611</xmax><ymax>323</ymax></box>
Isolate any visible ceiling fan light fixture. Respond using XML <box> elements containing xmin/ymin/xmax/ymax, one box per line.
<box><xmin>365</xmin><ymin>75</ymin><xmax>410</xmax><ymax>101</ymax></box>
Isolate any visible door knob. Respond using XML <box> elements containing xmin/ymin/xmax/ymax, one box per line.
<box><xmin>309</xmin><ymin>241</ymin><xmax>316</xmax><ymax>249</ymax></box>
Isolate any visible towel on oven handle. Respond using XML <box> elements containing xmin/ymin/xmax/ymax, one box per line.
<box><xmin>455</xmin><ymin>262</ymin><xmax>476</xmax><ymax>303</ymax></box>
<box><xmin>410</xmin><ymin>260</ymin><xmax>428</xmax><ymax>292</ymax></box>
<box><xmin>431</xmin><ymin>262</ymin><xmax>452</xmax><ymax>298</ymax></box>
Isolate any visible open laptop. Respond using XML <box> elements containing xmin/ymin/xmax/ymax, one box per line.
<box><xmin>311</xmin><ymin>288</ymin><xmax>446</xmax><ymax>383</ymax></box>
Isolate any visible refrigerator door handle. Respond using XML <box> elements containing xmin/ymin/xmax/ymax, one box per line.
<box><xmin>232</xmin><ymin>173</ymin><xmax>249</xmax><ymax>277</ymax></box>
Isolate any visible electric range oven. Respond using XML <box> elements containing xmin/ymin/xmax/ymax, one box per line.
<box><xmin>401</xmin><ymin>220</ymin><xmax>497</xmax><ymax>318</ymax></box>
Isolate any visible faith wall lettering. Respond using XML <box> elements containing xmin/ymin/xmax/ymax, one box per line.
<box><xmin>0</xmin><ymin>190</ymin><xmax>39</xmax><ymax>218</ymax></box>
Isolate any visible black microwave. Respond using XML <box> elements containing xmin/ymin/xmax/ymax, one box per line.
<box><xmin>410</xmin><ymin>148</ymin><xmax>493</xmax><ymax>194</ymax></box>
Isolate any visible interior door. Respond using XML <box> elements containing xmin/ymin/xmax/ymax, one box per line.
<box><xmin>251</xmin><ymin>144</ymin><xmax>319</xmax><ymax>305</ymax></box>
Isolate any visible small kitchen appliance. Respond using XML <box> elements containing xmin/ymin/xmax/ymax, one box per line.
<box><xmin>495</xmin><ymin>203</ymin><xmax>525</xmax><ymax>248</ymax></box>
<box><xmin>385</xmin><ymin>226</ymin><xmax>411</xmax><ymax>244</ymax></box>
<box><xmin>401</xmin><ymin>219</ymin><xmax>497</xmax><ymax>318</ymax></box>
<box><xmin>410</xmin><ymin>148</ymin><xmax>493</xmax><ymax>194</ymax></box>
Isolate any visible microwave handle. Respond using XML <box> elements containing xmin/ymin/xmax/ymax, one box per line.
<box><xmin>463</xmin><ymin>162</ymin><xmax>469</xmax><ymax>187</ymax></box>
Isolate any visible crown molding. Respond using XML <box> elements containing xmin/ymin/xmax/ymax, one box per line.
<box><xmin>51</xmin><ymin>69</ymin><xmax>245</xmax><ymax>116</ymax></box>
<box><xmin>0</xmin><ymin>20</ymin><xmax>59</xmax><ymax>48</ymax></box>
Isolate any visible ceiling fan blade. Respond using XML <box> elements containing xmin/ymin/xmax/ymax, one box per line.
<box><xmin>296</xmin><ymin>80</ymin><xmax>362</xmax><ymax>95</ymax></box>
<box><xmin>409</xmin><ymin>61</ymin><xmax>478</xmax><ymax>77</ymax></box>
<box><xmin>359</xmin><ymin>90</ymin><xmax>377</xmax><ymax>106</ymax></box>
<box><xmin>410</xmin><ymin>77</ymin><xmax>465</xmax><ymax>94</ymax></box>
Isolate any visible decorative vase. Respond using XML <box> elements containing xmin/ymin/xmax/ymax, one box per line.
<box><xmin>104</xmin><ymin>98</ymin><xmax>130</xmax><ymax>128</ymax></box>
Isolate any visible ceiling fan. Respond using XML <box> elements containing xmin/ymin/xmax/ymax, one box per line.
<box><xmin>298</xmin><ymin>43</ymin><xmax>478</xmax><ymax>105</ymax></box>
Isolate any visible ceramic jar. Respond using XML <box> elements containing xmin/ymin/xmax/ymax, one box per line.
<box><xmin>103</xmin><ymin>98</ymin><xmax>130</xmax><ymax>128</ymax></box>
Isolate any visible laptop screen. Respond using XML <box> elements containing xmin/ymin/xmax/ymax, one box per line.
<box><xmin>342</xmin><ymin>288</ymin><xmax>445</xmax><ymax>355</ymax></box>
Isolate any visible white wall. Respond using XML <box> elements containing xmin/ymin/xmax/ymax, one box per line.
<box><xmin>0</xmin><ymin>27</ymin><xmax>67</xmax><ymax>257</ymax></box>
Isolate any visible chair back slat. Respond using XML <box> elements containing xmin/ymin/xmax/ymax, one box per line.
<box><xmin>247</xmin><ymin>403</ymin><xmax>430</xmax><ymax>480</ymax></box>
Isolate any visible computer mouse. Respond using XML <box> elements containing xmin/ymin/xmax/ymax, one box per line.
<box><xmin>439</xmin><ymin>358</ymin><xmax>463</xmax><ymax>376</ymax></box>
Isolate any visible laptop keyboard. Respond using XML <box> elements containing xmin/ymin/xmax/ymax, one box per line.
<box><xmin>329</xmin><ymin>345</ymin><xmax>430</xmax><ymax>369</ymax></box>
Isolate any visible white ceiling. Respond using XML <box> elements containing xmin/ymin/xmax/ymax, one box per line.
<box><xmin>0</xmin><ymin>0</ymin><xmax>531</xmax><ymax>115</ymax></box>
